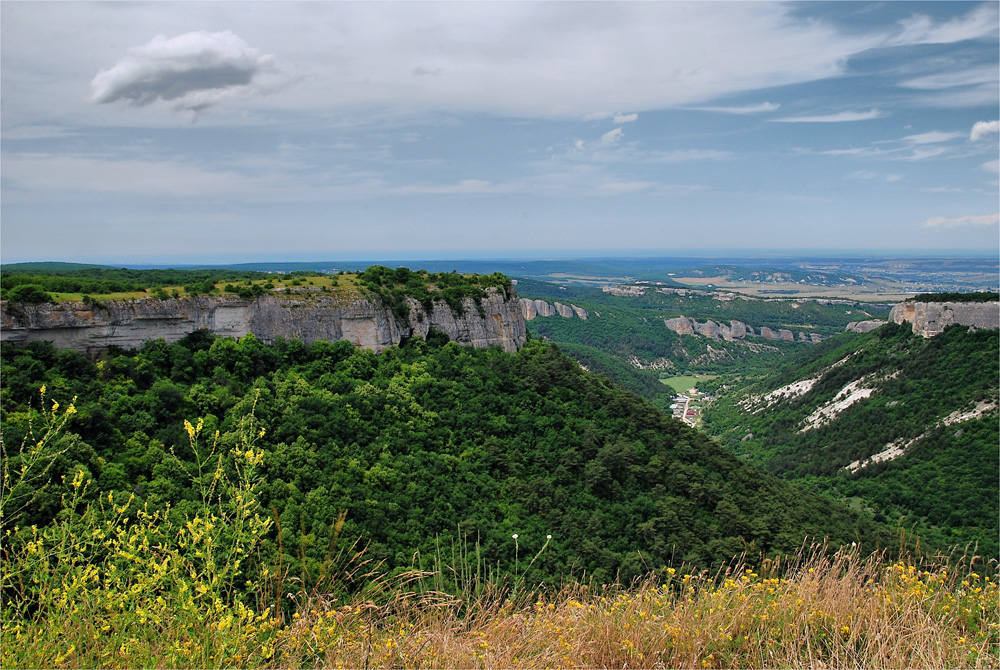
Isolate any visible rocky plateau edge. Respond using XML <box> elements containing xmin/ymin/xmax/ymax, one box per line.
<box><xmin>0</xmin><ymin>289</ymin><xmax>528</xmax><ymax>354</ymax></box>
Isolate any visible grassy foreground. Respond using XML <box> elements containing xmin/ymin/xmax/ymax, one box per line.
<box><xmin>2</xmin><ymin>404</ymin><xmax>997</xmax><ymax>669</ymax></box>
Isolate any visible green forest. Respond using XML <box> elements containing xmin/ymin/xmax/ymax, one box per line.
<box><xmin>2</xmin><ymin>330</ymin><xmax>898</xmax><ymax>600</ymax></box>
<box><xmin>702</xmin><ymin>322</ymin><xmax>999</xmax><ymax>559</ymax></box>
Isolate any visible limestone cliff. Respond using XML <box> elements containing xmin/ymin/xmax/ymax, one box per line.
<box><xmin>520</xmin><ymin>298</ymin><xmax>588</xmax><ymax>320</ymax></box>
<box><xmin>663</xmin><ymin>315</ymin><xmax>813</xmax><ymax>344</ymax></box>
<box><xmin>889</xmin><ymin>300</ymin><xmax>999</xmax><ymax>337</ymax></box>
<box><xmin>1</xmin><ymin>288</ymin><xmax>527</xmax><ymax>354</ymax></box>
<box><xmin>845</xmin><ymin>320</ymin><xmax>887</xmax><ymax>334</ymax></box>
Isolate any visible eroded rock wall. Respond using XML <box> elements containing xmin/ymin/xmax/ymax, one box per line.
<box><xmin>1</xmin><ymin>289</ymin><xmax>527</xmax><ymax>354</ymax></box>
<box><xmin>889</xmin><ymin>300</ymin><xmax>999</xmax><ymax>337</ymax></box>
<box><xmin>520</xmin><ymin>298</ymin><xmax>588</xmax><ymax>320</ymax></box>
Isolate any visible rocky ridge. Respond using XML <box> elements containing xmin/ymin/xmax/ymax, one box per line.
<box><xmin>1</xmin><ymin>289</ymin><xmax>527</xmax><ymax>354</ymax></box>
<box><xmin>520</xmin><ymin>298</ymin><xmax>588</xmax><ymax>320</ymax></box>
<box><xmin>845</xmin><ymin>320</ymin><xmax>886</xmax><ymax>334</ymax></box>
<box><xmin>889</xmin><ymin>300</ymin><xmax>999</xmax><ymax>337</ymax></box>
<box><xmin>663</xmin><ymin>315</ymin><xmax>823</xmax><ymax>344</ymax></box>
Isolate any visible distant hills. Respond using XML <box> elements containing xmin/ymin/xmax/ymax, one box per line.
<box><xmin>5</xmin><ymin>254</ymin><xmax>997</xmax><ymax>293</ymax></box>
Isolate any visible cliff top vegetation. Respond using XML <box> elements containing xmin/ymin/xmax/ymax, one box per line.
<box><xmin>356</xmin><ymin>265</ymin><xmax>513</xmax><ymax>318</ymax></box>
<box><xmin>0</xmin><ymin>265</ymin><xmax>515</xmax><ymax>316</ymax></box>
<box><xmin>909</xmin><ymin>292</ymin><xmax>999</xmax><ymax>303</ymax></box>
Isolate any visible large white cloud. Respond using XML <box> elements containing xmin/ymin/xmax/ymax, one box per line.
<box><xmin>90</xmin><ymin>30</ymin><xmax>287</xmax><ymax>113</ymax></box>
<box><xmin>4</xmin><ymin>2</ymin><xmax>995</xmax><ymax>124</ymax></box>
<box><xmin>970</xmin><ymin>120</ymin><xmax>1000</xmax><ymax>141</ymax></box>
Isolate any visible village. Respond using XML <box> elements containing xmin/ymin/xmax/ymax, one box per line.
<box><xmin>669</xmin><ymin>386</ymin><xmax>712</xmax><ymax>427</ymax></box>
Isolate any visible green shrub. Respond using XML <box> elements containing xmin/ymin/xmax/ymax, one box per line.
<box><xmin>5</xmin><ymin>284</ymin><xmax>53</xmax><ymax>305</ymax></box>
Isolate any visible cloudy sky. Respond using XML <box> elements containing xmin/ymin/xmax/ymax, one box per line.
<box><xmin>2</xmin><ymin>1</ymin><xmax>998</xmax><ymax>264</ymax></box>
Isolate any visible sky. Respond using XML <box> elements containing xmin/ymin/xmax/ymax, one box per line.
<box><xmin>1</xmin><ymin>1</ymin><xmax>998</xmax><ymax>264</ymax></box>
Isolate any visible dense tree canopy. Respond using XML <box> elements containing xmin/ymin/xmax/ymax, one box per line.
<box><xmin>2</xmin><ymin>334</ymin><xmax>893</xmax><ymax>593</ymax></box>
<box><xmin>703</xmin><ymin>322</ymin><xmax>999</xmax><ymax>559</ymax></box>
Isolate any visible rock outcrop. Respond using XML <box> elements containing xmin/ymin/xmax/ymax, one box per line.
<box><xmin>520</xmin><ymin>298</ymin><xmax>588</xmax><ymax>320</ymax></box>
<box><xmin>1</xmin><ymin>289</ymin><xmax>528</xmax><ymax>354</ymax></box>
<box><xmin>728</xmin><ymin>320</ymin><xmax>748</xmax><ymax>339</ymax></box>
<box><xmin>663</xmin><ymin>316</ymin><xmax>814</xmax><ymax>344</ymax></box>
<box><xmin>845</xmin><ymin>320</ymin><xmax>887</xmax><ymax>334</ymax></box>
<box><xmin>663</xmin><ymin>316</ymin><xmax>696</xmax><ymax>336</ymax></box>
<box><xmin>553</xmin><ymin>302</ymin><xmax>574</xmax><ymax>319</ymax></box>
<box><xmin>759</xmin><ymin>326</ymin><xmax>795</xmax><ymax>342</ymax></box>
<box><xmin>889</xmin><ymin>300</ymin><xmax>999</xmax><ymax>337</ymax></box>
<box><xmin>603</xmin><ymin>285</ymin><xmax>646</xmax><ymax>297</ymax></box>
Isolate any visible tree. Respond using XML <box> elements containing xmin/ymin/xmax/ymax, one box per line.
<box><xmin>5</xmin><ymin>284</ymin><xmax>53</xmax><ymax>304</ymax></box>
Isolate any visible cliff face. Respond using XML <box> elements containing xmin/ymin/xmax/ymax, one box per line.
<box><xmin>0</xmin><ymin>289</ymin><xmax>527</xmax><ymax>354</ymax></box>
<box><xmin>845</xmin><ymin>320</ymin><xmax>887</xmax><ymax>334</ymax></box>
<box><xmin>663</xmin><ymin>315</ymin><xmax>821</xmax><ymax>344</ymax></box>
<box><xmin>520</xmin><ymin>298</ymin><xmax>588</xmax><ymax>320</ymax></box>
<box><xmin>889</xmin><ymin>300</ymin><xmax>999</xmax><ymax>337</ymax></box>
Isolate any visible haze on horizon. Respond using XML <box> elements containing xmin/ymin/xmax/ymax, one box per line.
<box><xmin>1</xmin><ymin>1</ymin><xmax>998</xmax><ymax>265</ymax></box>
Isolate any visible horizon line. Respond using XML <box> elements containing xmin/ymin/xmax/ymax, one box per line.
<box><xmin>4</xmin><ymin>248</ymin><xmax>999</xmax><ymax>267</ymax></box>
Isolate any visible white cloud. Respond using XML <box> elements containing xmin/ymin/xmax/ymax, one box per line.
<box><xmin>1</xmin><ymin>125</ymin><xmax>77</xmax><ymax>140</ymax></box>
<box><xmin>983</xmin><ymin>159</ymin><xmax>999</xmax><ymax>174</ymax></box>
<box><xmin>911</xmin><ymin>85</ymin><xmax>999</xmax><ymax>110</ymax></box>
<box><xmin>692</xmin><ymin>102</ymin><xmax>780</xmax><ymax>114</ymax></box>
<box><xmin>391</xmin><ymin>179</ymin><xmax>514</xmax><ymax>195</ymax></box>
<box><xmin>820</xmin><ymin>147</ymin><xmax>874</xmax><ymax>156</ymax></box>
<box><xmin>971</xmin><ymin>120</ymin><xmax>1000</xmax><ymax>142</ymax></box>
<box><xmin>4</xmin><ymin>152</ymin><xmax>261</xmax><ymax>197</ymax></box>
<box><xmin>90</xmin><ymin>31</ymin><xmax>288</xmax><ymax>114</ymax></box>
<box><xmin>775</xmin><ymin>109</ymin><xmax>884</xmax><ymax>123</ymax></box>
<box><xmin>889</xmin><ymin>5</ymin><xmax>999</xmax><ymax>47</ymax></box>
<box><xmin>900</xmin><ymin>65</ymin><xmax>999</xmax><ymax>90</ymax></box>
<box><xmin>845</xmin><ymin>170</ymin><xmax>903</xmax><ymax>182</ymax></box>
<box><xmin>923</xmin><ymin>213</ymin><xmax>1000</xmax><ymax>229</ymax></box>
<box><xmin>577</xmin><ymin>144</ymin><xmax>730</xmax><ymax>164</ymax></box>
<box><xmin>7</xmin><ymin>2</ymin><xmax>997</xmax><ymax>125</ymax></box>
<box><xmin>600</xmin><ymin>127</ymin><xmax>624</xmax><ymax>145</ymax></box>
<box><xmin>900</xmin><ymin>147</ymin><xmax>948</xmax><ymax>162</ymax></box>
<box><xmin>901</xmin><ymin>130</ymin><xmax>964</xmax><ymax>144</ymax></box>
<box><xmin>645</xmin><ymin>149</ymin><xmax>730</xmax><ymax>163</ymax></box>
<box><xmin>613</xmin><ymin>113</ymin><xmax>638</xmax><ymax>123</ymax></box>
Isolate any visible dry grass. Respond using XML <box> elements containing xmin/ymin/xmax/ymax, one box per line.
<box><xmin>270</xmin><ymin>545</ymin><xmax>997</xmax><ymax>669</ymax></box>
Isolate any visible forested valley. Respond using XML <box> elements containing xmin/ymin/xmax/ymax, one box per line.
<box><xmin>2</xmin><ymin>332</ymin><xmax>893</xmax><ymax>591</ymax></box>
<box><xmin>702</xmin><ymin>322</ymin><xmax>999</xmax><ymax>560</ymax></box>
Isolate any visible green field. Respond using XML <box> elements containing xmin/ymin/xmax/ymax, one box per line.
<box><xmin>659</xmin><ymin>374</ymin><xmax>717</xmax><ymax>394</ymax></box>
